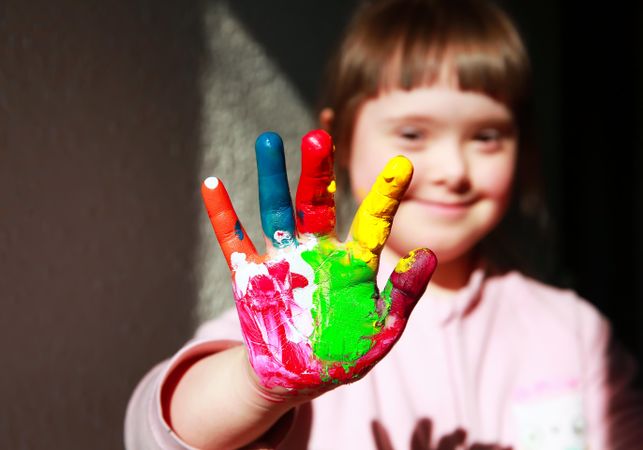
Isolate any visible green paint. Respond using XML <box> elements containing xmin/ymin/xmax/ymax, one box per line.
<box><xmin>381</xmin><ymin>282</ymin><xmax>393</xmax><ymax>311</ymax></box>
<box><xmin>301</xmin><ymin>238</ymin><xmax>383</xmax><ymax>365</ymax></box>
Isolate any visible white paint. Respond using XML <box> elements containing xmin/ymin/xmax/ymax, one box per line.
<box><xmin>230</xmin><ymin>252</ymin><xmax>269</xmax><ymax>297</ymax></box>
<box><xmin>204</xmin><ymin>176</ymin><xmax>219</xmax><ymax>189</ymax></box>
<box><xmin>282</xmin><ymin>236</ymin><xmax>319</xmax><ymax>340</ymax></box>
<box><xmin>273</xmin><ymin>230</ymin><xmax>293</xmax><ymax>246</ymax></box>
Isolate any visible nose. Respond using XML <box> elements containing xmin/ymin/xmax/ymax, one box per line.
<box><xmin>422</xmin><ymin>138</ymin><xmax>470</xmax><ymax>192</ymax></box>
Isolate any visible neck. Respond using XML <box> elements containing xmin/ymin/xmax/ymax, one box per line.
<box><xmin>383</xmin><ymin>247</ymin><xmax>476</xmax><ymax>298</ymax></box>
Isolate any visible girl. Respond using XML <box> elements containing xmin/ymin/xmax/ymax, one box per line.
<box><xmin>125</xmin><ymin>0</ymin><xmax>643</xmax><ymax>449</ymax></box>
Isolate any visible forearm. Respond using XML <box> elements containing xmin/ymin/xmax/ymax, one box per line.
<box><xmin>169</xmin><ymin>345</ymin><xmax>297</xmax><ymax>450</ymax></box>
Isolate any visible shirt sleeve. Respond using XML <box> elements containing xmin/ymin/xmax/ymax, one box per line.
<box><xmin>123</xmin><ymin>306</ymin><xmax>242</xmax><ymax>448</ymax></box>
<box><xmin>124</xmin><ymin>308</ymin><xmax>300</xmax><ymax>449</ymax></box>
<box><xmin>581</xmin><ymin>300</ymin><xmax>643</xmax><ymax>449</ymax></box>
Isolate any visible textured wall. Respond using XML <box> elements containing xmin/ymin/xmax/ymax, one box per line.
<box><xmin>196</xmin><ymin>2</ymin><xmax>315</xmax><ymax>320</ymax></box>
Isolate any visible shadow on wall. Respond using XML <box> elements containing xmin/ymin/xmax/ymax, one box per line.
<box><xmin>1</xmin><ymin>0</ymin><xmax>203</xmax><ymax>448</ymax></box>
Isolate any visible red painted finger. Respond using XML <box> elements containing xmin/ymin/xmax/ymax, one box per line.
<box><xmin>295</xmin><ymin>129</ymin><xmax>336</xmax><ymax>235</ymax></box>
<box><xmin>384</xmin><ymin>248</ymin><xmax>437</xmax><ymax>321</ymax></box>
<box><xmin>201</xmin><ymin>177</ymin><xmax>259</xmax><ymax>269</ymax></box>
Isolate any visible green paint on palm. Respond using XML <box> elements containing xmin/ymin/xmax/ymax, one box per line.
<box><xmin>301</xmin><ymin>239</ymin><xmax>381</xmax><ymax>364</ymax></box>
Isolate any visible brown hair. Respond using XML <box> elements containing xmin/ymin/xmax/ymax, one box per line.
<box><xmin>321</xmin><ymin>0</ymin><xmax>530</xmax><ymax>157</ymax></box>
<box><xmin>321</xmin><ymin>0</ymin><xmax>555</xmax><ymax>278</ymax></box>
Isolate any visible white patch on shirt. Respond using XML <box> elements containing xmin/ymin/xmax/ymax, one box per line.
<box><xmin>512</xmin><ymin>388</ymin><xmax>586</xmax><ymax>450</ymax></box>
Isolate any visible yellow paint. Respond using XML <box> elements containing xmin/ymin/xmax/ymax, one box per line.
<box><xmin>395</xmin><ymin>249</ymin><xmax>417</xmax><ymax>273</ymax></box>
<box><xmin>327</xmin><ymin>180</ymin><xmax>336</xmax><ymax>194</ymax></box>
<box><xmin>349</xmin><ymin>156</ymin><xmax>413</xmax><ymax>269</ymax></box>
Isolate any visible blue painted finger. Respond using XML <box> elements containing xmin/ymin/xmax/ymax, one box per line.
<box><xmin>255</xmin><ymin>131</ymin><xmax>296</xmax><ymax>248</ymax></box>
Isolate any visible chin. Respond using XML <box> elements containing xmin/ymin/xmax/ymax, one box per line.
<box><xmin>388</xmin><ymin>227</ymin><xmax>481</xmax><ymax>264</ymax></box>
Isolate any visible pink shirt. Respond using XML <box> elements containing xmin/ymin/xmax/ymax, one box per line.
<box><xmin>125</xmin><ymin>261</ymin><xmax>643</xmax><ymax>449</ymax></box>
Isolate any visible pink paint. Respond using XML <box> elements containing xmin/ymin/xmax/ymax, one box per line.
<box><xmin>233</xmin><ymin>259</ymin><xmax>322</xmax><ymax>390</ymax></box>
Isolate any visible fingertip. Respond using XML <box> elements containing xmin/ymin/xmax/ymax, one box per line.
<box><xmin>255</xmin><ymin>131</ymin><xmax>284</xmax><ymax>153</ymax></box>
<box><xmin>389</xmin><ymin>248</ymin><xmax>437</xmax><ymax>301</ymax></box>
<box><xmin>203</xmin><ymin>176</ymin><xmax>219</xmax><ymax>190</ymax></box>
<box><xmin>256</xmin><ymin>132</ymin><xmax>287</xmax><ymax>173</ymax></box>
<box><xmin>302</xmin><ymin>129</ymin><xmax>333</xmax><ymax>155</ymax></box>
<box><xmin>381</xmin><ymin>155</ymin><xmax>413</xmax><ymax>186</ymax></box>
<box><xmin>394</xmin><ymin>248</ymin><xmax>438</xmax><ymax>276</ymax></box>
<box><xmin>201</xmin><ymin>176</ymin><xmax>226</xmax><ymax>202</ymax></box>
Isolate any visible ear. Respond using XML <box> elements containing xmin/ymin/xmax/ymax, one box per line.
<box><xmin>319</xmin><ymin>108</ymin><xmax>334</xmax><ymax>132</ymax></box>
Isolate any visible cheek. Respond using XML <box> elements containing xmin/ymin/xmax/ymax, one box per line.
<box><xmin>348</xmin><ymin>141</ymin><xmax>389</xmax><ymax>202</ymax></box>
<box><xmin>474</xmin><ymin>156</ymin><xmax>516</xmax><ymax>205</ymax></box>
<box><xmin>348</xmin><ymin>153</ymin><xmax>370</xmax><ymax>202</ymax></box>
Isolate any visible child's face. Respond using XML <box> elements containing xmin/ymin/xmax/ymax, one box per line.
<box><xmin>348</xmin><ymin>84</ymin><xmax>517</xmax><ymax>263</ymax></box>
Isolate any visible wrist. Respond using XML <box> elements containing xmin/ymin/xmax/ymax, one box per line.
<box><xmin>234</xmin><ymin>346</ymin><xmax>311</xmax><ymax>413</ymax></box>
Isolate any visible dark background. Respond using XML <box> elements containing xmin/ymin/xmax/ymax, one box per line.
<box><xmin>1</xmin><ymin>0</ymin><xmax>641</xmax><ymax>448</ymax></box>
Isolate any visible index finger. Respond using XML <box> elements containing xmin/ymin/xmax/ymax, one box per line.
<box><xmin>347</xmin><ymin>156</ymin><xmax>413</xmax><ymax>268</ymax></box>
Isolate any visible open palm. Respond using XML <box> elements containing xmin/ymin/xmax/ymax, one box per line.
<box><xmin>201</xmin><ymin>130</ymin><xmax>436</xmax><ymax>394</ymax></box>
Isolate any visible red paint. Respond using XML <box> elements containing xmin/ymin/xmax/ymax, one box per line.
<box><xmin>296</xmin><ymin>129</ymin><xmax>336</xmax><ymax>235</ymax></box>
<box><xmin>387</xmin><ymin>249</ymin><xmax>437</xmax><ymax>318</ymax></box>
<box><xmin>235</xmin><ymin>259</ymin><xmax>322</xmax><ymax>390</ymax></box>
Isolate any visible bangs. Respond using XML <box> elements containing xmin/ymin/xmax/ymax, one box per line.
<box><xmin>334</xmin><ymin>0</ymin><xmax>530</xmax><ymax>115</ymax></box>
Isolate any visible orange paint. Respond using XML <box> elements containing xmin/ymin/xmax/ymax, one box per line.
<box><xmin>201</xmin><ymin>177</ymin><xmax>259</xmax><ymax>268</ymax></box>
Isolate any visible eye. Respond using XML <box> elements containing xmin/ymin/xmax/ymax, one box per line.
<box><xmin>472</xmin><ymin>128</ymin><xmax>503</xmax><ymax>152</ymax></box>
<box><xmin>395</xmin><ymin>126</ymin><xmax>427</xmax><ymax>144</ymax></box>
<box><xmin>474</xmin><ymin>128</ymin><xmax>501</xmax><ymax>143</ymax></box>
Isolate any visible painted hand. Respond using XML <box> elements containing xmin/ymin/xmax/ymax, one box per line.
<box><xmin>201</xmin><ymin>130</ymin><xmax>437</xmax><ymax>395</ymax></box>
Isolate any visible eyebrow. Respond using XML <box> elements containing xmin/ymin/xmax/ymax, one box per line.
<box><xmin>382</xmin><ymin>113</ymin><xmax>514</xmax><ymax>129</ymax></box>
<box><xmin>382</xmin><ymin>115</ymin><xmax>442</xmax><ymax>126</ymax></box>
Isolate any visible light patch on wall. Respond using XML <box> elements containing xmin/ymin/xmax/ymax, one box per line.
<box><xmin>197</xmin><ymin>1</ymin><xmax>314</xmax><ymax>321</ymax></box>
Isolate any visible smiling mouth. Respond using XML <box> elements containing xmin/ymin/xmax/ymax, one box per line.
<box><xmin>408</xmin><ymin>197</ymin><xmax>477</xmax><ymax>216</ymax></box>
<box><xmin>413</xmin><ymin>197</ymin><xmax>476</xmax><ymax>207</ymax></box>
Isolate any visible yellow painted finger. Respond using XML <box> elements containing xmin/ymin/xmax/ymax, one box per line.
<box><xmin>348</xmin><ymin>156</ymin><xmax>413</xmax><ymax>268</ymax></box>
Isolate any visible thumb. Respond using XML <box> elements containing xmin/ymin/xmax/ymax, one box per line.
<box><xmin>383</xmin><ymin>248</ymin><xmax>437</xmax><ymax>321</ymax></box>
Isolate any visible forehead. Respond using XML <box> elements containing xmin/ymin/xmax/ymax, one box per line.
<box><xmin>361</xmin><ymin>84</ymin><xmax>514</xmax><ymax>126</ymax></box>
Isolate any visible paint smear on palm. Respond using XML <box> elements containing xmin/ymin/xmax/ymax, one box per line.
<box><xmin>231</xmin><ymin>238</ymin><xmax>381</xmax><ymax>387</ymax></box>
<box><xmin>301</xmin><ymin>238</ymin><xmax>380</xmax><ymax>366</ymax></box>
<box><xmin>229</xmin><ymin>156</ymin><xmax>415</xmax><ymax>388</ymax></box>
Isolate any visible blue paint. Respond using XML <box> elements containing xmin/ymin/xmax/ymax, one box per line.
<box><xmin>234</xmin><ymin>220</ymin><xmax>244</xmax><ymax>241</ymax></box>
<box><xmin>255</xmin><ymin>132</ymin><xmax>296</xmax><ymax>248</ymax></box>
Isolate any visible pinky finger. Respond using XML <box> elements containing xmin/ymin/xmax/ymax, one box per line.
<box><xmin>383</xmin><ymin>248</ymin><xmax>437</xmax><ymax>321</ymax></box>
<box><xmin>201</xmin><ymin>177</ymin><xmax>259</xmax><ymax>269</ymax></box>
